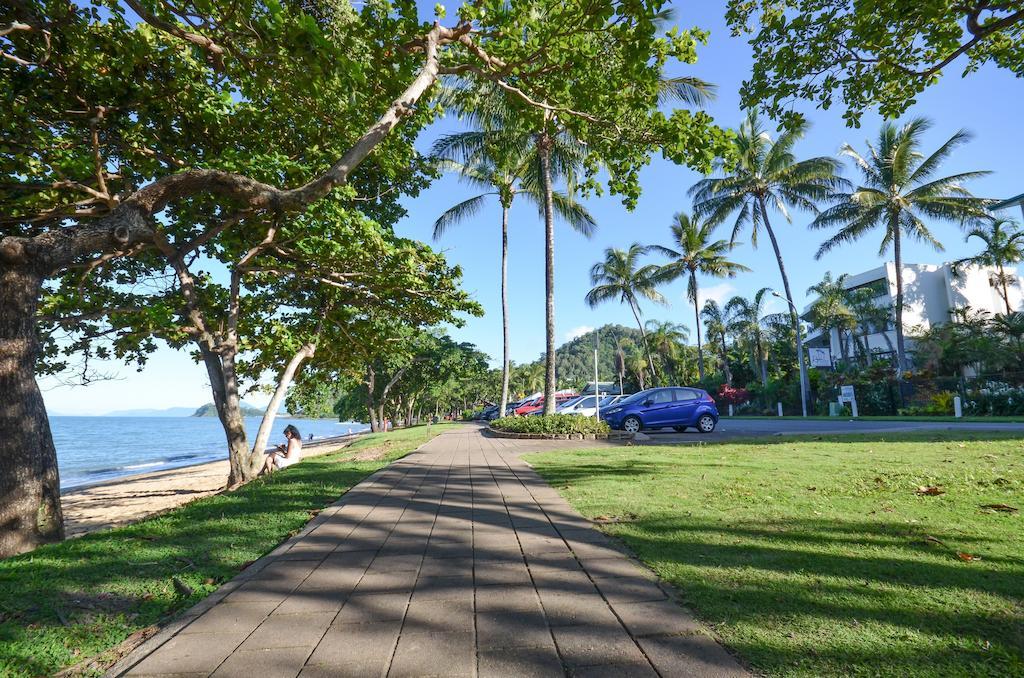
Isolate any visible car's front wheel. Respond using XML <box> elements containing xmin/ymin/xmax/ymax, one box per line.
<box><xmin>697</xmin><ymin>414</ymin><xmax>716</xmax><ymax>433</ymax></box>
<box><xmin>622</xmin><ymin>415</ymin><xmax>642</xmax><ymax>433</ymax></box>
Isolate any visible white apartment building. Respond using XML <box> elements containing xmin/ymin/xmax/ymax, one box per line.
<box><xmin>802</xmin><ymin>261</ymin><xmax>1024</xmax><ymax>365</ymax></box>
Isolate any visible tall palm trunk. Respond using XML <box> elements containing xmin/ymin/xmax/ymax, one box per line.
<box><xmin>539</xmin><ymin>131</ymin><xmax>557</xmax><ymax>415</ymax></box>
<box><xmin>755</xmin><ymin>336</ymin><xmax>769</xmax><ymax>386</ymax></box>
<box><xmin>719</xmin><ymin>332</ymin><xmax>732</xmax><ymax>384</ymax></box>
<box><xmin>499</xmin><ymin>205</ymin><xmax>511</xmax><ymax>418</ymax></box>
<box><xmin>0</xmin><ymin>266</ymin><xmax>64</xmax><ymax>557</ymax></box>
<box><xmin>758</xmin><ymin>197</ymin><xmax>806</xmax><ymax>411</ymax></box>
<box><xmin>692</xmin><ymin>273</ymin><xmax>705</xmax><ymax>380</ymax></box>
<box><xmin>999</xmin><ymin>263</ymin><xmax>1013</xmax><ymax>315</ymax></box>
<box><xmin>891</xmin><ymin>215</ymin><xmax>908</xmax><ymax>374</ymax></box>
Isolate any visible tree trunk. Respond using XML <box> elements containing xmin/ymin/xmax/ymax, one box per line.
<box><xmin>199</xmin><ymin>346</ymin><xmax>255</xmax><ymax>487</ymax></box>
<box><xmin>999</xmin><ymin>264</ymin><xmax>1013</xmax><ymax>315</ymax></box>
<box><xmin>759</xmin><ymin>198</ymin><xmax>806</xmax><ymax>412</ymax></box>
<box><xmin>539</xmin><ymin>130</ymin><xmax>558</xmax><ymax>415</ymax></box>
<box><xmin>405</xmin><ymin>396</ymin><xmax>416</xmax><ymax>428</ymax></box>
<box><xmin>753</xmin><ymin>335</ymin><xmax>770</xmax><ymax>387</ymax></box>
<box><xmin>0</xmin><ymin>266</ymin><xmax>64</xmax><ymax>557</ymax></box>
<box><xmin>720</xmin><ymin>333</ymin><xmax>732</xmax><ymax>385</ymax></box>
<box><xmin>692</xmin><ymin>276</ymin><xmax>705</xmax><ymax>381</ymax></box>
<box><xmin>363</xmin><ymin>366</ymin><xmax>381</xmax><ymax>432</ymax></box>
<box><xmin>252</xmin><ymin>342</ymin><xmax>316</xmax><ymax>458</ymax></box>
<box><xmin>499</xmin><ymin>205</ymin><xmax>511</xmax><ymax>419</ymax></box>
<box><xmin>892</xmin><ymin>221</ymin><xmax>908</xmax><ymax>374</ymax></box>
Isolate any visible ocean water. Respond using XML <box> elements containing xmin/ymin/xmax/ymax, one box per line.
<box><xmin>50</xmin><ymin>416</ymin><xmax>369</xmax><ymax>489</ymax></box>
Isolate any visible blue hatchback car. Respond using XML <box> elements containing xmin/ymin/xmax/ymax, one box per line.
<box><xmin>600</xmin><ymin>387</ymin><xmax>719</xmax><ymax>434</ymax></box>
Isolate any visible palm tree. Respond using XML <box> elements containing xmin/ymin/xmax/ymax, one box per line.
<box><xmin>691</xmin><ymin>111</ymin><xmax>846</xmax><ymax>410</ymax></box>
<box><xmin>726</xmin><ymin>288</ymin><xmax>774</xmax><ymax>387</ymax></box>
<box><xmin>626</xmin><ymin>347</ymin><xmax>649</xmax><ymax>391</ymax></box>
<box><xmin>846</xmin><ymin>287</ymin><xmax>895</xmax><ymax>361</ymax></box>
<box><xmin>813</xmin><ymin>117</ymin><xmax>990</xmax><ymax>372</ymax></box>
<box><xmin>644</xmin><ymin>320</ymin><xmax>689</xmax><ymax>383</ymax></box>
<box><xmin>953</xmin><ymin>218</ymin><xmax>1024</xmax><ymax>315</ymax></box>
<box><xmin>700</xmin><ymin>300</ymin><xmax>733</xmax><ymax>385</ymax></box>
<box><xmin>806</xmin><ymin>272</ymin><xmax>858</xmax><ymax>362</ymax></box>
<box><xmin>614</xmin><ymin>338</ymin><xmax>629</xmax><ymax>395</ymax></box>
<box><xmin>653</xmin><ymin>212</ymin><xmax>749</xmax><ymax>381</ymax></box>
<box><xmin>430</xmin><ymin>116</ymin><xmax>593</xmax><ymax>417</ymax></box>
<box><xmin>585</xmin><ymin>244</ymin><xmax>665</xmax><ymax>380</ymax></box>
<box><xmin>431</xmin><ymin>131</ymin><xmax>595</xmax><ymax>424</ymax></box>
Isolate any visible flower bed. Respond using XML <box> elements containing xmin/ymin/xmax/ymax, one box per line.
<box><xmin>490</xmin><ymin>414</ymin><xmax>612</xmax><ymax>438</ymax></box>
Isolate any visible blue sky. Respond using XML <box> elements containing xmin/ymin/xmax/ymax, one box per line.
<box><xmin>42</xmin><ymin>2</ymin><xmax>1024</xmax><ymax>414</ymax></box>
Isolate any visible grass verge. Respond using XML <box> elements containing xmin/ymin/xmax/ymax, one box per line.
<box><xmin>0</xmin><ymin>423</ymin><xmax>454</xmax><ymax>677</ymax></box>
<box><xmin>729</xmin><ymin>415</ymin><xmax>1024</xmax><ymax>423</ymax></box>
<box><xmin>528</xmin><ymin>431</ymin><xmax>1024</xmax><ymax>677</ymax></box>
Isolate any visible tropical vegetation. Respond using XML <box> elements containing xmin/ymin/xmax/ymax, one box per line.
<box><xmin>490</xmin><ymin>415</ymin><xmax>610</xmax><ymax>435</ymax></box>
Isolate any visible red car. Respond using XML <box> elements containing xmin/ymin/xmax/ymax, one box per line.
<box><xmin>516</xmin><ymin>393</ymin><xmax>577</xmax><ymax>415</ymax></box>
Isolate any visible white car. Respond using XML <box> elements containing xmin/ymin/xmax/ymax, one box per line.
<box><xmin>556</xmin><ymin>394</ymin><xmax>623</xmax><ymax>417</ymax></box>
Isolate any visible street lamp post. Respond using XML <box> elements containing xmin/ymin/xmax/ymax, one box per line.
<box><xmin>772</xmin><ymin>290</ymin><xmax>809</xmax><ymax>417</ymax></box>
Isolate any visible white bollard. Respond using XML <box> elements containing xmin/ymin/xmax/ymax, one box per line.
<box><xmin>729</xmin><ymin>403</ymin><xmax>734</xmax><ymax>417</ymax></box>
<box><xmin>851</xmin><ymin>398</ymin><xmax>859</xmax><ymax>418</ymax></box>
<box><xmin>954</xmin><ymin>396</ymin><xmax>963</xmax><ymax>418</ymax></box>
<box><xmin>777</xmin><ymin>402</ymin><xmax>784</xmax><ymax>417</ymax></box>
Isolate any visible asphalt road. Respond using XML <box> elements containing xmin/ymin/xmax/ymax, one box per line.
<box><xmin>634</xmin><ymin>417</ymin><xmax>1024</xmax><ymax>442</ymax></box>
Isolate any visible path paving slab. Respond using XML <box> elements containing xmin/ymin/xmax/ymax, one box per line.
<box><xmin>112</xmin><ymin>426</ymin><xmax>748</xmax><ymax>677</ymax></box>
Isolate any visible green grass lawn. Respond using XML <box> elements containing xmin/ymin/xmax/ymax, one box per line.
<box><xmin>527</xmin><ymin>431</ymin><xmax>1024</xmax><ymax>677</ymax></box>
<box><xmin>0</xmin><ymin>423</ymin><xmax>454</xmax><ymax>677</ymax></box>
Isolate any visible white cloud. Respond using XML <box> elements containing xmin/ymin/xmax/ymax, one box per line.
<box><xmin>565</xmin><ymin>325</ymin><xmax>594</xmax><ymax>341</ymax></box>
<box><xmin>691</xmin><ymin>282</ymin><xmax>736</xmax><ymax>308</ymax></box>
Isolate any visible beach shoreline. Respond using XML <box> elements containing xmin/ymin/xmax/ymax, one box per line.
<box><xmin>60</xmin><ymin>433</ymin><xmax>366</xmax><ymax>538</ymax></box>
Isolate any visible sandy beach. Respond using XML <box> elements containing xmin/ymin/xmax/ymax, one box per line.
<box><xmin>61</xmin><ymin>435</ymin><xmax>363</xmax><ymax>538</ymax></box>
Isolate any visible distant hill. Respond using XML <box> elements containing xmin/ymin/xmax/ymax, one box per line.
<box><xmin>191</xmin><ymin>402</ymin><xmax>267</xmax><ymax>417</ymax></box>
<box><xmin>104</xmin><ymin>406</ymin><xmax>195</xmax><ymax>417</ymax></box>
<box><xmin>552</xmin><ymin>324</ymin><xmax>646</xmax><ymax>389</ymax></box>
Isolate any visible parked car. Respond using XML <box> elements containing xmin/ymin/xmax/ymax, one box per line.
<box><xmin>600</xmin><ymin>387</ymin><xmax>719</xmax><ymax>433</ymax></box>
<box><xmin>514</xmin><ymin>397</ymin><xmax>544</xmax><ymax>416</ymax></box>
<box><xmin>477</xmin><ymin>405</ymin><xmax>499</xmax><ymax>420</ymax></box>
<box><xmin>519</xmin><ymin>393</ymin><xmax>577</xmax><ymax>416</ymax></box>
<box><xmin>556</xmin><ymin>394</ymin><xmax>621</xmax><ymax>417</ymax></box>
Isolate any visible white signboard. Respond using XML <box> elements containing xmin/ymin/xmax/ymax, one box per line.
<box><xmin>839</xmin><ymin>385</ymin><xmax>856</xmax><ymax>402</ymax></box>
<box><xmin>808</xmin><ymin>348</ymin><xmax>832</xmax><ymax>368</ymax></box>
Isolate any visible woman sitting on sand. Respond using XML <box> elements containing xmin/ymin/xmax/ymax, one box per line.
<box><xmin>260</xmin><ymin>424</ymin><xmax>302</xmax><ymax>475</ymax></box>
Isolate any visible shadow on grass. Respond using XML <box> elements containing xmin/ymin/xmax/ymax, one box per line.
<box><xmin>0</xmin><ymin>447</ymin><xmax>414</xmax><ymax>677</ymax></box>
<box><xmin>531</xmin><ymin>450</ymin><xmax>1024</xmax><ymax>677</ymax></box>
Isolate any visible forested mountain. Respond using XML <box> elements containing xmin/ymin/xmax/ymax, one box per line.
<box><xmin>552</xmin><ymin>325</ymin><xmax>645</xmax><ymax>390</ymax></box>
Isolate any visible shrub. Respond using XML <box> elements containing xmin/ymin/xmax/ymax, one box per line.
<box><xmin>964</xmin><ymin>381</ymin><xmax>1024</xmax><ymax>416</ymax></box>
<box><xmin>491</xmin><ymin>414</ymin><xmax>611</xmax><ymax>435</ymax></box>
<box><xmin>717</xmin><ymin>384</ymin><xmax>750</xmax><ymax>406</ymax></box>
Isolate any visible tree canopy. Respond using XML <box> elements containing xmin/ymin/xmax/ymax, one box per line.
<box><xmin>726</xmin><ymin>0</ymin><xmax>1024</xmax><ymax>126</ymax></box>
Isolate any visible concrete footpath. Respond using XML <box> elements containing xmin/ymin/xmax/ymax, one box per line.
<box><xmin>111</xmin><ymin>427</ymin><xmax>747</xmax><ymax>677</ymax></box>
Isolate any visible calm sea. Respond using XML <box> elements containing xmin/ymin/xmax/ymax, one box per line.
<box><xmin>50</xmin><ymin>416</ymin><xmax>369</xmax><ymax>490</ymax></box>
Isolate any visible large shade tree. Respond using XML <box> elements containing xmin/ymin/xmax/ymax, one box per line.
<box><xmin>726</xmin><ymin>0</ymin><xmax>1024</xmax><ymax>126</ymax></box>
<box><xmin>1</xmin><ymin>0</ymin><xmax>732</xmax><ymax>555</ymax></box>
<box><xmin>812</xmin><ymin>118</ymin><xmax>989</xmax><ymax>373</ymax></box>
<box><xmin>653</xmin><ymin>212</ymin><xmax>749</xmax><ymax>380</ymax></box>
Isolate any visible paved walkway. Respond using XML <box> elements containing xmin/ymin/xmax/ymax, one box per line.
<box><xmin>114</xmin><ymin>427</ymin><xmax>746</xmax><ymax>677</ymax></box>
